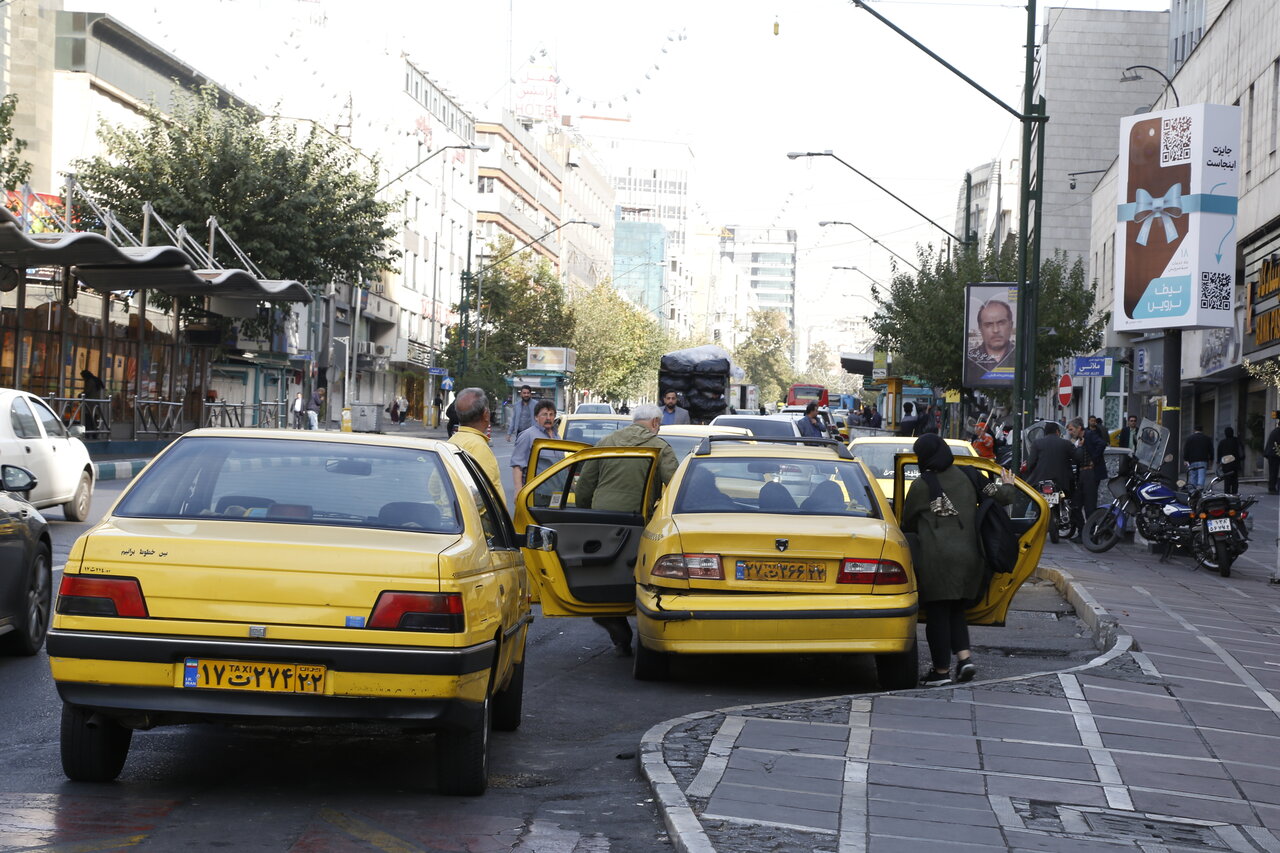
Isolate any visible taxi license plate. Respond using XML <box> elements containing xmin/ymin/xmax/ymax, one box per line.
<box><xmin>1207</xmin><ymin>518</ymin><xmax>1232</xmax><ymax>533</ymax></box>
<box><xmin>182</xmin><ymin>658</ymin><xmax>326</xmax><ymax>693</ymax></box>
<box><xmin>735</xmin><ymin>560</ymin><xmax>827</xmax><ymax>582</ymax></box>
<box><xmin>1044</xmin><ymin>492</ymin><xmax>1059</xmax><ymax>506</ymax></box>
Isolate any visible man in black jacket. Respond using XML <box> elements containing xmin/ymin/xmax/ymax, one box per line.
<box><xmin>1025</xmin><ymin>422</ymin><xmax>1085</xmax><ymax>539</ymax></box>
<box><xmin>1265</xmin><ymin>422</ymin><xmax>1280</xmax><ymax>494</ymax></box>
<box><xmin>1183</xmin><ymin>424</ymin><xmax>1214</xmax><ymax>490</ymax></box>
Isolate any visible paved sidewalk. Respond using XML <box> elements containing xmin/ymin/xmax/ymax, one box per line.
<box><xmin>642</xmin><ymin>498</ymin><xmax>1280</xmax><ymax>852</ymax></box>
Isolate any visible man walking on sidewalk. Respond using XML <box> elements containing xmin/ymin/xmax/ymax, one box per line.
<box><xmin>1183</xmin><ymin>424</ymin><xmax>1214</xmax><ymax>489</ymax></box>
<box><xmin>507</xmin><ymin>385</ymin><xmax>536</xmax><ymax>443</ymax></box>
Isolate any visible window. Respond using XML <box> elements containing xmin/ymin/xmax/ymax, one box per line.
<box><xmin>673</xmin><ymin>458</ymin><xmax>879</xmax><ymax>518</ymax></box>
<box><xmin>456</xmin><ymin>453</ymin><xmax>515</xmax><ymax>548</ymax></box>
<box><xmin>10</xmin><ymin>398</ymin><xmax>40</xmax><ymax>439</ymax></box>
<box><xmin>29</xmin><ymin>397</ymin><xmax>67</xmax><ymax>438</ymax></box>
<box><xmin>478</xmin><ymin>176</ymin><xmax>495</xmax><ymax>194</ymax></box>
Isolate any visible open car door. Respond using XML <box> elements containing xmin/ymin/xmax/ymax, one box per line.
<box><xmin>513</xmin><ymin>444</ymin><xmax>662</xmax><ymax>618</ymax></box>
<box><xmin>892</xmin><ymin>454</ymin><xmax>1048</xmax><ymax>626</ymax></box>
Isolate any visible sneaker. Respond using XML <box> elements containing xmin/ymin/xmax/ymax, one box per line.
<box><xmin>956</xmin><ymin>659</ymin><xmax>977</xmax><ymax>683</ymax></box>
<box><xmin>920</xmin><ymin>670</ymin><xmax>952</xmax><ymax>687</ymax></box>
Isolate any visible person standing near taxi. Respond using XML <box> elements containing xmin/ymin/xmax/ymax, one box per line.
<box><xmin>902</xmin><ymin>433</ymin><xmax>1017</xmax><ymax>686</ymax></box>
<box><xmin>507</xmin><ymin>385</ymin><xmax>537</xmax><ymax>443</ymax></box>
<box><xmin>511</xmin><ymin>399</ymin><xmax>557</xmax><ymax>492</ymax></box>
<box><xmin>971</xmin><ymin>420</ymin><xmax>995</xmax><ymax>459</ymax></box>
<box><xmin>448</xmin><ymin>387</ymin><xmax>505</xmax><ymax>508</ymax></box>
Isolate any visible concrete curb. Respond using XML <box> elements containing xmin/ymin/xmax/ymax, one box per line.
<box><xmin>93</xmin><ymin>459</ymin><xmax>149</xmax><ymax>482</ymax></box>
<box><xmin>1034</xmin><ymin>562</ymin><xmax>1121</xmax><ymax>651</ymax></box>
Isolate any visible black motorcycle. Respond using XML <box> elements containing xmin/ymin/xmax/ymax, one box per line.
<box><xmin>1189</xmin><ymin>477</ymin><xmax>1256</xmax><ymax>577</ymax></box>
<box><xmin>1082</xmin><ymin>466</ymin><xmax>1197</xmax><ymax>556</ymax></box>
<box><xmin>1036</xmin><ymin>479</ymin><xmax>1078</xmax><ymax>543</ymax></box>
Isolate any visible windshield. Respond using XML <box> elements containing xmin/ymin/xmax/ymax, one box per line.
<box><xmin>575</xmin><ymin>403</ymin><xmax>613</xmax><ymax>414</ymax></box>
<box><xmin>851</xmin><ymin>441</ymin><xmax>975</xmax><ymax>480</ymax></box>
<box><xmin>113</xmin><ymin>436</ymin><xmax>462</xmax><ymax>533</ymax></box>
<box><xmin>673</xmin><ymin>457</ymin><xmax>880</xmax><ymax>517</ymax></box>
<box><xmin>711</xmin><ymin>417</ymin><xmax>796</xmax><ymax>437</ymax></box>
<box><xmin>563</xmin><ymin>418</ymin><xmax>630</xmax><ymax>444</ymax></box>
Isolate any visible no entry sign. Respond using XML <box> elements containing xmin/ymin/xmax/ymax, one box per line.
<box><xmin>1058</xmin><ymin>374</ymin><xmax>1073</xmax><ymax>408</ymax></box>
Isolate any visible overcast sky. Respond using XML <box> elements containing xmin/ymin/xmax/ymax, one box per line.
<box><xmin>70</xmin><ymin>0</ymin><xmax>1173</xmax><ymax>342</ymax></box>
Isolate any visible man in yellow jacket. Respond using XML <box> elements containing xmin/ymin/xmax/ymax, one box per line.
<box><xmin>447</xmin><ymin>387</ymin><xmax>505</xmax><ymax>508</ymax></box>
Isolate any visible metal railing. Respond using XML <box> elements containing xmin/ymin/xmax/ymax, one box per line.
<box><xmin>46</xmin><ymin>396</ymin><xmax>113</xmax><ymax>440</ymax></box>
<box><xmin>202</xmin><ymin>401</ymin><xmax>288</xmax><ymax>429</ymax></box>
<box><xmin>134</xmin><ymin>398</ymin><xmax>185</xmax><ymax>439</ymax></box>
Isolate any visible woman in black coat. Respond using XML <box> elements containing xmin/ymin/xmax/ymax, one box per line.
<box><xmin>1216</xmin><ymin>426</ymin><xmax>1244</xmax><ymax>494</ymax></box>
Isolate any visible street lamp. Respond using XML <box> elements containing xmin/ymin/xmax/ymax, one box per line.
<box><xmin>789</xmin><ymin>150</ymin><xmax>967</xmax><ymax>247</ymax></box>
<box><xmin>375</xmin><ymin>143</ymin><xmax>490</xmax><ymax>193</ymax></box>
<box><xmin>821</xmin><ymin>221</ymin><xmax>920</xmax><ymax>273</ymax></box>
<box><xmin>832</xmin><ymin>265</ymin><xmax>883</xmax><ymax>288</ymax></box>
<box><xmin>1067</xmin><ymin>170</ymin><xmax>1109</xmax><ymax>190</ymax></box>
<box><xmin>1120</xmin><ymin>65</ymin><xmax>1181</xmax><ymax>108</ymax></box>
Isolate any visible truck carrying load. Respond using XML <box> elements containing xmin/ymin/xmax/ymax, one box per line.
<box><xmin>658</xmin><ymin>344</ymin><xmax>739</xmax><ymax>424</ymax></box>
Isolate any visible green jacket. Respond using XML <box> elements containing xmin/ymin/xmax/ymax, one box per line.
<box><xmin>901</xmin><ymin>466</ymin><xmax>1016</xmax><ymax>603</ymax></box>
<box><xmin>575</xmin><ymin>424</ymin><xmax>679</xmax><ymax>513</ymax></box>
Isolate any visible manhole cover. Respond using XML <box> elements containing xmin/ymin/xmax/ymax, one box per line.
<box><xmin>1007</xmin><ymin>800</ymin><xmax>1242</xmax><ymax>850</ymax></box>
<box><xmin>1084</xmin><ymin>812</ymin><xmax>1227</xmax><ymax>847</ymax></box>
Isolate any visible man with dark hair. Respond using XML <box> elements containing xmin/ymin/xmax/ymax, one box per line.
<box><xmin>1071</xmin><ymin>416</ymin><xmax>1107</xmax><ymax>519</ymax></box>
<box><xmin>1117</xmin><ymin>414</ymin><xmax>1139</xmax><ymax>450</ymax></box>
<box><xmin>1183</xmin><ymin>424</ymin><xmax>1214</xmax><ymax>490</ymax></box>
<box><xmin>895</xmin><ymin>401</ymin><xmax>918</xmax><ymax>437</ymax></box>
<box><xmin>660</xmin><ymin>390</ymin><xmax>690</xmax><ymax>425</ymax></box>
<box><xmin>511</xmin><ymin>399</ymin><xmax>557</xmax><ymax>491</ymax></box>
<box><xmin>448</xmin><ymin>387</ymin><xmax>504</xmax><ymax>507</ymax></box>
<box><xmin>965</xmin><ymin>299</ymin><xmax>1015</xmax><ymax>385</ymax></box>
<box><xmin>796</xmin><ymin>401</ymin><xmax>824</xmax><ymax>438</ymax></box>
<box><xmin>507</xmin><ymin>385</ymin><xmax>536</xmax><ymax>443</ymax></box>
<box><xmin>1026</xmin><ymin>421</ymin><xmax>1085</xmax><ymax>538</ymax></box>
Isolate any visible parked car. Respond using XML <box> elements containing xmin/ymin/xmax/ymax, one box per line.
<box><xmin>513</xmin><ymin>435</ymin><xmax>1046</xmax><ymax>688</ymax></box>
<box><xmin>47</xmin><ymin>429</ymin><xmax>530</xmax><ymax>795</ymax></box>
<box><xmin>0</xmin><ymin>465</ymin><xmax>52</xmax><ymax>656</ymax></box>
<box><xmin>555</xmin><ymin>413</ymin><xmax>632</xmax><ymax>444</ymax></box>
<box><xmin>658</xmin><ymin>423</ymin><xmax>752</xmax><ymax>458</ymax></box>
<box><xmin>574</xmin><ymin>402</ymin><xmax>615</xmax><ymax>414</ymax></box>
<box><xmin>709</xmin><ymin>414</ymin><xmax>801</xmax><ymax>438</ymax></box>
<box><xmin>849</xmin><ymin>436</ymin><xmax>978</xmax><ymax>501</ymax></box>
<box><xmin>0</xmin><ymin>388</ymin><xmax>95</xmax><ymax>520</ymax></box>
<box><xmin>779</xmin><ymin>405</ymin><xmax>841</xmax><ymax>439</ymax></box>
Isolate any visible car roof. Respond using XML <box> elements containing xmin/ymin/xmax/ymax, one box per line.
<box><xmin>849</xmin><ymin>436</ymin><xmax>977</xmax><ymax>453</ymax></box>
<box><xmin>659</xmin><ymin>424</ymin><xmax>751</xmax><ymax>436</ymax></box>
<box><xmin>180</xmin><ymin>427</ymin><xmax>460</xmax><ymax>452</ymax></box>
<box><xmin>693</xmin><ymin>436</ymin><xmax>854</xmax><ymax>460</ymax></box>
<box><xmin>559</xmin><ymin>413</ymin><xmax>631</xmax><ymax>422</ymax></box>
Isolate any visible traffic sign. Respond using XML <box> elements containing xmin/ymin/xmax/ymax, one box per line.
<box><xmin>1073</xmin><ymin>356</ymin><xmax>1112</xmax><ymax>377</ymax></box>
<box><xmin>428</xmin><ymin>367</ymin><xmax>448</xmax><ymax>376</ymax></box>
<box><xmin>1057</xmin><ymin>374</ymin><xmax>1073</xmax><ymax>407</ymax></box>
<box><xmin>441</xmin><ymin>377</ymin><xmax>455</xmax><ymax>391</ymax></box>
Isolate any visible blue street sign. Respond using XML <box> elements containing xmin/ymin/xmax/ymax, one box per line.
<box><xmin>441</xmin><ymin>377</ymin><xmax>455</xmax><ymax>391</ymax></box>
<box><xmin>1073</xmin><ymin>356</ymin><xmax>1112</xmax><ymax>377</ymax></box>
<box><xmin>428</xmin><ymin>367</ymin><xmax>448</xmax><ymax>376</ymax></box>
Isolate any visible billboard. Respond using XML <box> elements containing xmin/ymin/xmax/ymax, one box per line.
<box><xmin>1114</xmin><ymin>104</ymin><xmax>1241</xmax><ymax>331</ymax></box>
<box><xmin>963</xmin><ymin>283</ymin><xmax>1018</xmax><ymax>388</ymax></box>
<box><xmin>527</xmin><ymin>346</ymin><xmax>576</xmax><ymax>373</ymax></box>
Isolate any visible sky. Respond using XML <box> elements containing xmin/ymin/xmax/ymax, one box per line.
<box><xmin>67</xmin><ymin>0</ymin><xmax>1174</xmax><ymax>347</ymax></box>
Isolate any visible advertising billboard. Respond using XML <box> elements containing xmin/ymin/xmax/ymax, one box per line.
<box><xmin>963</xmin><ymin>283</ymin><xmax>1018</xmax><ymax>388</ymax></box>
<box><xmin>1114</xmin><ymin>103</ymin><xmax>1241</xmax><ymax>331</ymax></box>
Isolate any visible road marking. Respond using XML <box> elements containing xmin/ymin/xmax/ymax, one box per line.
<box><xmin>1059</xmin><ymin>673</ymin><xmax>1134</xmax><ymax>810</ymax></box>
<box><xmin>837</xmin><ymin>698</ymin><xmax>871</xmax><ymax>853</ymax></box>
<box><xmin>319</xmin><ymin>809</ymin><xmax>423</xmax><ymax>853</ymax></box>
<box><xmin>685</xmin><ymin>715</ymin><xmax>745</xmax><ymax>798</ymax></box>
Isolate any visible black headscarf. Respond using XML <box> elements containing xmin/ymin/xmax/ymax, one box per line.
<box><xmin>914</xmin><ymin>432</ymin><xmax>956</xmax><ymax>511</ymax></box>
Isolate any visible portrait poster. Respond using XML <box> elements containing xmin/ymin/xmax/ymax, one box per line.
<box><xmin>963</xmin><ymin>283</ymin><xmax>1018</xmax><ymax>388</ymax></box>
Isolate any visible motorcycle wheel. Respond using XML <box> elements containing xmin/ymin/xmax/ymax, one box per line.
<box><xmin>1192</xmin><ymin>532</ymin><xmax>1220</xmax><ymax>572</ymax></box>
<box><xmin>1049</xmin><ymin>506</ymin><xmax>1060</xmax><ymax>544</ymax></box>
<box><xmin>1082</xmin><ymin>508</ymin><xmax>1120</xmax><ymax>553</ymax></box>
<box><xmin>1216</xmin><ymin>540</ymin><xmax>1233</xmax><ymax>578</ymax></box>
<box><xmin>1057</xmin><ymin>502</ymin><xmax>1079</xmax><ymax>542</ymax></box>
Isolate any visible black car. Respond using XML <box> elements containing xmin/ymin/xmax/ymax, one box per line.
<box><xmin>0</xmin><ymin>465</ymin><xmax>52</xmax><ymax>655</ymax></box>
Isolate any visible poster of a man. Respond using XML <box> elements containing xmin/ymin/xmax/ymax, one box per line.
<box><xmin>963</xmin><ymin>284</ymin><xmax>1018</xmax><ymax>387</ymax></box>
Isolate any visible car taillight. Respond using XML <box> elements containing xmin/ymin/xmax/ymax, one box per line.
<box><xmin>837</xmin><ymin>559</ymin><xmax>909</xmax><ymax>586</ymax></box>
<box><xmin>368</xmin><ymin>592</ymin><xmax>464</xmax><ymax>632</ymax></box>
<box><xmin>651</xmin><ymin>554</ymin><xmax>724</xmax><ymax>580</ymax></box>
<box><xmin>56</xmin><ymin>575</ymin><xmax>149</xmax><ymax>618</ymax></box>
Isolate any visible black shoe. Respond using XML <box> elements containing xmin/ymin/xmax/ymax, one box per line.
<box><xmin>614</xmin><ymin>641</ymin><xmax>633</xmax><ymax>658</ymax></box>
<box><xmin>920</xmin><ymin>670</ymin><xmax>952</xmax><ymax>687</ymax></box>
<box><xmin>956</xmin><ymin>659</ymin><xmax>977</xmax><ymax>683</ymax></box>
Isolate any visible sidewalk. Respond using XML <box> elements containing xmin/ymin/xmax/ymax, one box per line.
<box><xmin>642</xmin><ymin>487</ymin><xmax>1280</xmax><ymax>853</ymax></box>
<box><xmin>90</xmin><ymin>418</ymin><xmax>451</xmax><ymax>481</ymax></box>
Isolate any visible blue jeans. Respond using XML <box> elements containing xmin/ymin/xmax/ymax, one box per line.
<box><xmin>1187</xmin><ymin>461</ymin><xmax>1207</xmax><ymax>488</ymax></box>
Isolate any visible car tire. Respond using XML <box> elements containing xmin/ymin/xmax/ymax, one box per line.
<box><xmin>435</xmin><ymin>694</ymin><xmax>490</xmax><ymax>796</ymax></box>
<box><xmin>60</xmin><ymin>704</ymin><xmax>132</xmax><ymax>782</ymax></box>
<box><xmin>62</xmin><ymin>472</ymin><xmax>92</xmax><ymax>522</ymax></box>
<box><xmin>4</xmin><ymin>544</ymin><xmax>51</xmax><ymax>656</ymax></box>
<box><xmin>875</xmin><ymin>640</ymin><xmax>919</xmax><ymax>691</ymax></box>
<box><xmin>491</xmin><ymin>657</ymin><xmax>524</xmax><ymax>732</ymax></box>
<box><xmin>632</xmin><ymin>639</ymin><xmax>669</xmax><ymax>681</ymax></box>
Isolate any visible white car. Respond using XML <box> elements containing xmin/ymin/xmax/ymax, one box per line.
<box><xmin>0</xmin><ymin>388</ymin><xmax>95</xmax><ymax>520</ymax></box>
<box><xmin>574</xmin><ymin>402</ymin><xmax>615</xmax><ymax>414</ymax></box>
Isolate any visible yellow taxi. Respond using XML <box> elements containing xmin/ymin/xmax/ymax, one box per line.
<box><xmin>658</xmin><ymin>423</ymin><xmax>752</xmax><ymax>457</ymax></box>
<box><xmin>555</xmin><ymin>413</ymin><xmax>632</xmax><ymax>444</ymax></box>
<box><xmin>47</xmin><ymin>429</ymin><xmax>530</xmax><ymax>796</ymax></box>
<box><xmin>514</xmin><ymin>436</ymin><xmax>1046</xmax><ymax>687</ymax></box>
<box><xmin>850</xmin><ymin>435</ymin><xmax>977</xmax><ymax>501</ymax></box>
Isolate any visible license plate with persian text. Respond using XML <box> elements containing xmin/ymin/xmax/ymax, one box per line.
<box><xmin>182</xmin><ymin>658</ymin><xmax>326</xmax><ymax>693</ymax></box>
<box><xmin>735</xmin><ymin>560</ymin><xmax>827</xmax><ymax>582</ymax></box>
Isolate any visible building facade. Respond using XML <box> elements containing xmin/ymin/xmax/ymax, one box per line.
<box><xmin>713</xmin><ymin>226</ymin><xmax>798</xmax><ymax>359</ymax></box>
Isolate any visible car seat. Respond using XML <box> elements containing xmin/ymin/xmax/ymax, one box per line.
<box><xmin>757</xmin><ymin>481</ymin><xmax>797</xmax><ymax>512</ymax></box>
<box><xmin>377</xmin><ymin>501</ymin><xmax>443</xmax><ymax>530</ymax></box>
<box><xmin>800</xmin><ymin>479</ymin><xmax>846</xmax><ymax>513</ymax></box>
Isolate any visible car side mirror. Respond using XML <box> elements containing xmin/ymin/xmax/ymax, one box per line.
<box><xmin>523</xmin><ymin>525</ymin><xmax>557</xmax><ymax>552</ymax></box>
<box><xmin>68</xmin><ymin>424</ymin><xmax>86</xmax><ymax>439</ymax></box>
<box><xmin>1</xmin><ymin>464</ymin><xmax>38</xmax><ymax>495</ymax></box>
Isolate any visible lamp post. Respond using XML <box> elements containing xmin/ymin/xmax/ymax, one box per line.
<box><xmin>459</xmin><ymin>220</ymin><xmax>601</xmax><ymax>379</ymax></box>
<box><xmin>820</xmin><ymin>221</ymin><xmax>921</xmax><ymax>273</ymax></box>
<box><xmin>1120</xmin><ymin>65</ymin><xmax>1180</xmax><ymax>109</ymax></box>
<box><xmin>832</xmin><ymin>265</ymin><xmax>883</xmax><ymax>288</ymax></box>
<box><xmin>374</xmin><ymin>143</ymin><xmax>489</xmax><ymax>194</ymax></box>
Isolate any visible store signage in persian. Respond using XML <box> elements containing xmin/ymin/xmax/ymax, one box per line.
<box><xmin>1114</xmin><ymin>104</ymin><xmax>1241</xmax><ymax>331</ymax></box>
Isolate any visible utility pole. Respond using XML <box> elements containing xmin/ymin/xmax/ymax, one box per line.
<box><xmin>460</xmin><ymin>229</ymin><xmax>473</xmax><ymax>381</ymax></box>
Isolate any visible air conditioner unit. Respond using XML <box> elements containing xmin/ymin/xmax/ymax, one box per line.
<box><xmin>374</xmin><ymin>344</ymin><xmax>388</xmax><ymax>356</ymax></box>
<box><xmin>355</xmin><ymin>341</ymin><xmax>373</xmax><ymax>355</ymax></box>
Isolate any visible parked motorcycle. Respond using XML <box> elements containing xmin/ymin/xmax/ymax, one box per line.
<box><xmin>1189</xmin><ymin>477</ymin><xmax>1256</xmax><ymax>577</ymax></box>
<box><xmin>1082</xmin><ymin>467</ymin><xmax>1197</xmax><ymax>556</ymax></box>
<box><xmin>1037</xmin><ymin>479</ymin><xmax>1078</xmax><ymax>543</ymax></box>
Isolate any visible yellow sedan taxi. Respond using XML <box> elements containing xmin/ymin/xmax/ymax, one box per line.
<box><xmin>850</xmin><ymin>435</ymin><xmax>977</xmax><ymax>501</ymax></box>
<box><xmin>47</xmin><ymin>429</ymin><xmax>530</xmax><ymax>796</ymax></box>
<box><xmin>515</xmin><ymin>436</ymin><xmax>1046</xmax><ymax>687</ymax></box>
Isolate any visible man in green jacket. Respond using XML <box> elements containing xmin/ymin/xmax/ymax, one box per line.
<box><xmin>573</xmin><ymin>403</ymin><xmax>679</xmax><ymax>656</ymax></box>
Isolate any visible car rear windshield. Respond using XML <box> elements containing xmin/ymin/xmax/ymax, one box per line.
<box><xmin>673</xmin><ymin>457</ymin><xmax>881</xmax><ymax>518</ymax></box>
<box><xmin>852</xmin><ymin>442</ymin><xmax>975</xmax><ymax>479</ymax></box>
<box><xmin>712</xmin><ymin>417</ymin><xmax>795</xmax><ymax>437</ymax></box>
<box><xmin>113</xmin><ymin>436</ymin><xmax>463</xmax><ymax>534</ymax></box>
<box><xmin>564</xmin><ymin>418</ymin><xmax>629</xmax><ymax>444</ymax></box>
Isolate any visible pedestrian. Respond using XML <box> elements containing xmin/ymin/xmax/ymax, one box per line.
<box><xmin>866</xmin><ymin>405</ymin><xmax>882</xmax><ymax>429</ymax></box>
<box><xmin>507</xmin><ymin>385</ymin><xmax>537</xmax><ymax>443</ymax></box>
<box><xmin>971</xmin><ymin>419</ymin><xmax>995</xmax><ymax>459</ymax></box>
<box><xmin>292</xmin><ymin>391</ymin><xmax>304</xmax><ymax>429</ymax></box>
<box><xmin>1026</xmin><ymin>421</ymin><xmax>1085</xmax><ymax>539</ymax></box>
<box><xmin>661</xmin><ymin>390</ymin><xmax>691</xmax><ymax>425</ymax></box>
<box><xmin>79</xmin><ymin>369</ymin><xmax>107</xmax><ymax>432</ymax></box>
<box><xmin>895</xmin><ymin>402</ymin><xmax>918</xmax><ymax>437</ymax></box>
<box><xmin>575</xmin><ymin>403</ymin><xmax>679</xmax><ymax>656</ymax></box>
<box><xmin>306</xmin><ymin>387</ymin><xmax>324</xmax><ymax>431</ymax></box>
<box><xmin>901</xmin><ymin>433</ymin><xmax>1017</xmax><ymax>686</ymax></box>
<box><xmin>1216</xmin><ymin>426</ymin><xmax>1244</xmax><ymax>494</ymax></box>
<box><xmin>397</xmin><ymin>393</ymin><xmax>409</xmax><ymax>426</ymax></box>
<box><xmin>447</xmin><ymin>387</ymin><xmax>505</xmax><ymax>507</ymax></box>
<box><xmin>1265</xmin><ymin>420</ymin><xmax>1280</xmax><ymax>494</ymax></box>
<box><xmin>386</xmin><ymin>396</ymin><xmax>400</xmax><ymax>426</ymax></box>
<box><xmin>796</xmin><ymin>401</ymin><xmax>824</xmax><ymax>439</ymax></box>
<box><xmin>1183</xmin><ymin>424</ymin><xmax>1214</xmax><ymax>490</ymax></box>
<box><xmin>445</xmin><ymin>398</ymin><xmax>459</xmax><ymax>437</ymax></box>
<box><xmin>1117</xmin><ymin>414</ymin><xmax>1139</xmax><ymax>451</ymax></box>
<box><xmin>511</xmin><ymin>399</ymin><xmax>557</xmax><ymax>492</ymax></box>
<box><xmin>1072</xmin><ymin>416</ymin><xmax>1107</xmax><ymax>519</ymax></box>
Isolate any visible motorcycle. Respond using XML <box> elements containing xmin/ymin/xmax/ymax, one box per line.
<box><xmin>1037</xmin><ymin>479</ymin><xmax>1078</xmax><ymax>543</ymax></box>
<box><xmin>1082</xmin><ymin>466</ymin><xmax>1198</xmax><ymax>556</ymax></box>
<box><xmin>1189</xmin><ymin>477</ymin><xmax>1256</xmax><ymax>577</ymax></box>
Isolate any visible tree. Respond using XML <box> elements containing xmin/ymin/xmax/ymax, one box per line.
<box><xmin>1</xmin><ymin>93</ymin><xmax>33</xmax><ymax>192</ymax></box>
<box><xmin>868</xmin><ymin>235</ymin><xmax>1106</xmax><ymax>400</ymax></box>
<box><xmin>803</xmin><ymin>340</ymin><xmax>834</xmax><ymax>380</ymax></box>
<box><xmin>735</xmin><ymin>309</ymin><xmax>795</xmax><ymax>404</ymax></box>
<box><xmin>72</xmin><ymin>87</ymin><xmax>398</xmax><ymax>330</ymax></box>
<box><xmin>573</xmin><ymin>281</ymin><xmax>666</xmax><ymax>403</ymax></box>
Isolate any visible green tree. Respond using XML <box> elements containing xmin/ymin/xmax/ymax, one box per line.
<box><xmin>572</xmin><ymin>281</ymin><xmax>666</xmax><ymax>403</ymax></box>
<box><xmin>1</xmin><ymin>93</ymin><xmax>33</xmax><ymax>192</ymax></box>
<box><xmin>868</xmin><ymin>236</ymin><xmax>1106</xmax><ymax>400</ymax></box>
<box><xmin>442</xmin><ymin>235</ymin><xmax>575</xmax><ymax>402</ymax></box>
<box><xmin>735</xmin><ymin>309</ymin><xmax>795</xmax><ymax>404</ymax></box>
<box><xmin>72</xmin><ymin>87</ymin><xmax>398</xmax><ymax>329</ymax></box>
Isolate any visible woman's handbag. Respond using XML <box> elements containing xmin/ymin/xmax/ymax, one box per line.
<box><xmin>961</xmin><ymin>468</ymin><xmax>1020</xmax><ymax>574</ymax></box>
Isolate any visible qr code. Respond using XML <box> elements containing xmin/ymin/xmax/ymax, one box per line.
<box><xmin>1161</xmin><ymin>115</ymin><xmax>1193</xmax><ymax>165</ymax></box>
<box><xmin>1200</xmin><ymin>271</ymin><xmax>1232</xmax><ymax>310</ymax></box>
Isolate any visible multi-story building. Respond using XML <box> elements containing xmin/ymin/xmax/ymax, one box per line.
<box><xmin>612</xmin><ymin>219</ymin><xmax>666</xmax><ymax>321</ymax></box>
<box><xmin>474</xmin><ymin>110</ymin><xmax>563</xmax><ymax>270</ymax></box>
<box><xmin>713</xmin><ymin>226</ymin><xmax>798</xmax><ymax>359</ymax></box>
<box><xmin>543</xmin><ymin>130</ymin><xmax>615</xmax><ymax>299</ymax></box>
<box><xmin>953</xmin><ymin>158</ymin><xmax>1018</xmax><ymax>251</ymax></box>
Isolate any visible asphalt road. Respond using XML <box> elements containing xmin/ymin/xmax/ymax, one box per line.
<box><xmin>0</xmin><ymin>441</ymin><xmax>1201</xmax><ymax>852</ymax></box>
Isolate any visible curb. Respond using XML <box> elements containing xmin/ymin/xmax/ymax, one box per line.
<box><xmin>93</xmin><ymin>459</ymin><xmax>150</xmax><ymax>482</ymax></box>
<box><xmin>1033</xmin><ymin>562</ymin><xmax>1120</xmax><ymax>651</ymax></box>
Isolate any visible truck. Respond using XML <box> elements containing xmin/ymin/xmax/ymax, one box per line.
<box><xmin>658</xmin><ymin>345</ymin><xmax>735</xmax><ymax>424</ymax></box>
<box><xmin>730</xmin><ymin>383</ymin><xmax>759</xmax><ymax>414</ymax></box>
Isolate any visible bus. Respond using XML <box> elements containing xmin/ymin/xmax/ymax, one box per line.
<box><xmin>786</xmin><ymin>383</ymin><xmax>828</xmax><ymax>408</ymax></box>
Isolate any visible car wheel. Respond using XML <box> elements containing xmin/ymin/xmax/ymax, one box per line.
<box><xmin>875</xmin><ymin>640</ymin><xmax>919</xmax><ymax>691</ymax></box>
<box><xmin>491</xmin><ymin>656</ymin><xmax>524</xmax><ymax>732</ymax></box>
<box><xmin>435</xmin><ymin>694</ymin><xmax>490</xmax><ymax>796</ymax></box>
<box><xmin>5</xmin><ymin>545</ymin><xmax>51</xmax><ymax>656</ymax></box>
<box><xmin>62</xmin><ymin>472</ymin><xmax>92</xmax><ymax>522</ymax></box>
<box><xmin>632</xmin><ymin>639</ymin><xmax>669</xmax><ymax>681</ymax></box>
<box><xmin>60</xmin><ymin>704</ymin><xmax>132</xmax><ymax>782</ymax></box>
